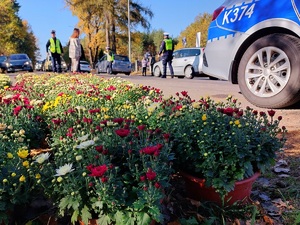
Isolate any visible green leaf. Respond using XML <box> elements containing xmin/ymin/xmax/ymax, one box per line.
<box><xmin>136</xmin><ymin>212</ymin><xmax>152</xmax><ymax>225</ymax></box>
<box><xmin>80</xmin><ymin>205</ymin><xmax>92</xmax><ymax>225</ymax></box>
<box><xmin>97</xmin><ymin>215</ymin><xmax>111</xmax><ymax>225</ymax></box>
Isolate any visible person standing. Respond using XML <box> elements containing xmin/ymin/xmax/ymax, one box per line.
<box><xmin>158</xmin><ymin>32</ymin><xmax>174</xmax><ymax>78</ymax></box>
<box><xmin>105</xmin><ymin>46</ymin><xmax>114</xmax><ymax>74</ymax></box>
<box><xmin>46</xmin><ymin>30</ymin><xmax>63</xmax><ymax>73</ymax></box>
<box><xmin>68</xmin><ymin>28</ymin><xmax>81</xmax><ymax>73</ymax></box>
<box><xmin>141</xmin><ymin>57</ymin><xmax>148</xmax><ymax>76</ymax></box>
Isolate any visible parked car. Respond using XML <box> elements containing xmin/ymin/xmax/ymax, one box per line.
<box><xmin>79</xmin><ymin>60</ymin><xmax>91</xmax><ymax>73</ymax></box>
<box><xmin>203</xmin><ymin>0</ymin><xmax>300</xmax><ymax>108</ymax></box>
<box><xmin>34</xmin><ymin>60</ymin><xmax>43</xmax><ymax>71</ymax></box>
<box><xmin>153</xmin><ymin>47</ymin><xmax>204</xmax><ymax>79</ymax></box>
<box><xmin>0</xmin><ymin>56</ymin><xmax>7</xmax><ymax>73</ymax></box>
<box><xmin>42</xmin><ymin>54</ymin><xmax>68</xmax><ymax>72</ymax></box>
<box><xmin>96</xmin><ymin>54</ymin><xmax>131</xmax><ymax>75</ymax></box>
<box><xmin>0</xmin><ymin>53</ymin><xmax>33</xmax><ymax>73</ymax></box>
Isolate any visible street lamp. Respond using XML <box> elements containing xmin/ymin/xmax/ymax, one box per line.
<box><xmin>128</xmin><ymin>0</ymin><xmax>131</xmax><ymax>60</ymax></box>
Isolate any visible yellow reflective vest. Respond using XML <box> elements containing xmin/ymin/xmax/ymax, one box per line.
<box><xmin>49</xmin><ymin>38</ymin><xmax>62</xmax><ymax>54</ymax></box>
<box><xmin>164</xmin><ymin>38</ymin><xmax>173</xmax><ymax>51</ymax></box>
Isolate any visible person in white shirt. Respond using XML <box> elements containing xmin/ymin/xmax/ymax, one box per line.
<box><xmin>68</xmin><ymin>28</ymin><xmax>81</xmax><ymax>72</ymax></box>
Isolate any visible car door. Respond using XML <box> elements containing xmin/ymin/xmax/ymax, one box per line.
<box><xmin>98</xmin><ymin>55</ymin><xmax>107</xmax><ymax>73</ymax></box>
<box><xmin>171</xmin><ymin>50</ymin><xmax>183</xmax><ymax>75</ymax></box>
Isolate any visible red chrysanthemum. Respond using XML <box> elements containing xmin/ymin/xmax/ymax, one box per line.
<box><xmin>115</xmin><ymin>128</ymin><xmax>130</xmax><ymax>138</ymax></box>
<box><xmin>146</xmin><ymin>168</ymin><xmax>156</xmax><ymax>181</ymax></box>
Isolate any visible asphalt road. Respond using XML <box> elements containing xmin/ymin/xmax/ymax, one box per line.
<box><xmin>8</xmin><ymin>72</ymin><xmax>300</xmax><ymax>131</ymax></box>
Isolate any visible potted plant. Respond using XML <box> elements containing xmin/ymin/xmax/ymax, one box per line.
<box><xmin>40</xmin><ymin>119</ymin><xmax>174</xmax><ymax>225</ymax></box>
<box><xmin>0</xmin><ymin>93</ymin><xmax>48</xmax><ymax>224</ymax></box>
<box><xmin>134</xmin><ymin>93</ymin><xmax>287</xmax><ymax>205</ymax></box>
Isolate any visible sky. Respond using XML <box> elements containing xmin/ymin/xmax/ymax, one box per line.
<box><xmin>17</xmin><ymin>0</ymin><xmax>224</xmax><ymax>60</ymax></box>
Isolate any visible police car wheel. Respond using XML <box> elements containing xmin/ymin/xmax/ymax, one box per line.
<box><xmin>153</xmin><ymin>66</ymin><xmax>161</xmax><ymax>77</ymax></box>
<box><xmin>238</xmin><ymin>34</ymin><xmax>300</xmax><ymax>108</ymax></box>
<box><xmin>184</xmin><ymin>65</ymin><xmax>194</xmax><ymax>79</ymax></box>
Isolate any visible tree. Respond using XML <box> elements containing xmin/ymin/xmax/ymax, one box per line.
<box><xmin>177</xmin><ymin>13</ymin><xmax>212</xmax><ymax>49</ymax></box>
<box><xmin>64</xmin><ymin>0</ymin><xmax>153</xmax><ymax>65</ymax></box>
<box><xmin>0</xmin><ymin>0</ymin><xmax>38</xmax><ymax>63</ymax></box>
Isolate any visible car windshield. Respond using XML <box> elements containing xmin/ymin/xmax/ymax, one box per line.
<box><xmin>114</xmin><ymin>55</ymin><xmax>129</xmax><ymax>61</ymax></box>
<box><xmin>80</xmin><ymin>61</ymin><xmax>89</xmax><ymax>65</ymax></box>
<box><xmin>0</xmin><ymin>56</ymin><xmax>6</xmax><ymax>62</ymax></box>
<box><xmin>10</xmin><ymin>54</ymin><xmax>28</xmax><ymax>60</ymax></box>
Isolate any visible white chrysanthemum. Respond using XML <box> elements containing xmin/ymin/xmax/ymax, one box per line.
<box><xmin>78</xmin><ymin>134</ymin><xmax>89</xmax><ymax>141</ymax></box>
<box><xmin>35</xmin><ymin>152</ymin><xmax>50</xmax><ymax>164</ymax></box>
<box><xmin>55</xmin><ymin>163</ymin><xmax>74</xmax><ymax>176</ymax></box>
<box><xmin>76</xmin><ymin>140</ymin><xmax>95</xmax><ymax>149</ymax></box>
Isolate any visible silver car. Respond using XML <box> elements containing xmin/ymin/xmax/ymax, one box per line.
<box><xmin>79</xmin><ymin>60</ymin><xmax>91</xmax><ymax>73</ymax></box>
<box><xmin>153</xmin><ymin>47</ymin><xmax>204</xmax><ymax>79</ymax></box>
<box><xmin>96</xmin><ymin>54</ymin><xmax>131</xmax><ymax>75</ymax></box>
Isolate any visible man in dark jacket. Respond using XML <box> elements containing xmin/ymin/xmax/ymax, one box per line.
<box><xmin>46</xmin><ymin>30</ymin><xmax>64</xmax><ymax>73</ymax></box>
<box><xmin>158</xmin><ymin>32</ymin><xmax>174</xmax><ymax>78</ymax></box>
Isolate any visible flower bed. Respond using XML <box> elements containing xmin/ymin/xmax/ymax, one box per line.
<box><xmin>0</xmin><ymin>73</ymin><xmax>287</xmax><ymax>224</ymax></box>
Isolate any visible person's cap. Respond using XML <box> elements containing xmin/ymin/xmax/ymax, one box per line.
<box><xmin>163</xmin><ymin>32</ymin><xmax>169</xmax><ymax>36</ymax></box>
<box><xmin>51</xmin><ymin>30</ymin><xmax>56</xmax><ymax>34</ymax></box>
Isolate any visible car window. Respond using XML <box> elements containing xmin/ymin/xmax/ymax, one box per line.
<box><xmin>100</xmin><ymin>55</ymin><xmax>107</xmax><ymax>61</ymax></box>
<box><xmin>80</xmin><ymin>61</ymin><xmax>89</xmax><ymax>65</ymax></box>
<box><xmin>186</xmin><ymin>49</ymin><xmax>200</xmax><ymax>57</ymax></box>
<box><xmin>114</xmin><ymin>55</ymin><xmax>129</xmax><ymax>61</ymax></box>
<box><xmin>0</xmin><ymin>56</ymin><xmax>6</xmax><ymax>62</ymax></box>
<box><xmin>10</xmin><ymin>54</ymin><xmax>28</xmax><ymax>60</ymax></box>
<box><xmin>173</xmin><ymin>50</ymin><xmax>180</xmax><ymax>59</ymax></box>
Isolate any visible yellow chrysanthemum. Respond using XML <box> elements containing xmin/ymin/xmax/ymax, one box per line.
<box><xmin>202</xmin><ymin>114</ymin><xmax>207</xmax><ymax>121</ymax></box>
<box><xmin>234</xmin><ymin>120</ymin><xmax>240</xmax><ymax>125</ymax></box>
<box><xmin>7</xmin><ymin>152</ymin><xmax>13</xmax><ymax>159</ymax></box>
<box><xmin>0</xmin><ymin>123</ymin><xmax>7</xmax><ymax>131</ymax></box>
<box><xmin>35</xmin><ymin>174</ymin><xmax>41</xmax><ymax>179</ymax></box>
<box><xmin>19</xmin><ymin>175</ymin><xmax>26</xmax><ymax>182</ymax></box>
<box><xmin>22</xmin><ymin>161</ymin><xmax>29</xmax><ymax>168</ymax></box>
<box><xmin>17</xmin><ymin>149</ymin><xmax>29</xmax><ymax>159</ymax></box>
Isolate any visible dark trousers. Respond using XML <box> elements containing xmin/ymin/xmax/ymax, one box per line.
<box><xmin>162</xmin><ymin>56</ymin><xmax>174</xmax><ymax>77</ymax></box>
<box><xmin>51</xmin><ymin>53</ymin><xmax>62</xmax><ymax>73</ymax></box>
<box><xmin>142</xmin><ymin>67</ymin><xmax>147</xmax><ymax>76</ymax></box>
<box><xmin>107</xmin><ymin>61</ymin><xmax>113</xmax><ymax>74</ymax></box>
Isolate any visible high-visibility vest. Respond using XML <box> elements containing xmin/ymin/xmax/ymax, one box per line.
<box><xmin>164</xmin><ymin>38</ymin><xmax>173</xmax><ymax>51</ymax></box>
<box><xmin>49</xmin><ymin>38</ymin><xmax>62</xmax><ymax>54</ymax></box>
<box><xmin>107</xmin><ymin>51</ymin><xmax>114</xmax><ymax>62</ymax></box>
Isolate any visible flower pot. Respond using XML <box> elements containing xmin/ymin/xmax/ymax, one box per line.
<box><xmin>180</xmin><ymin>171</ymin><xmax>260</xmax><ymax>206</ymax></box>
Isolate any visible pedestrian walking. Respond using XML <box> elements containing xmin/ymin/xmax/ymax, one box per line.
<box><xmin>158</xmin><ymin>32</ymin><xmax>174</xmax><ymax>78</ymax></box>
<box><xmin>68</xmin><ymin>28</ymin><xmax>81</xmax><ymax>73</ymax></box>
<box><xmin>46</xmin><ymin>30</ymin><xmax>63</xmax><ymax>73</ymax></box>
<box><xmin>141</xmin><ymin>57</ymin><xmax>148</xmax><ymax>76</ymax></box>
<box><xmin>105</xmin><ymin>46</ymin><xmax>114</xmax><ymax>74</ymax></box>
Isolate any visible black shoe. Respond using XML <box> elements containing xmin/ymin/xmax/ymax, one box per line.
<box><xmin>171</xmin><ymin>75</ymin><xmax>174</xmax><ymax>78</ymax></box>
<box><xmin>161</xmin><ymin>76</ymin><xmax>166</xmax><ymax>78</ymax></box>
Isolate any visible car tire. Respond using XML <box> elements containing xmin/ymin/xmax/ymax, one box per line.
<box><xmin>125</xmin><ymin>73</ymin><xmax>130</xmax><ymax>76</ymax></box>
<box><xmin>184</xmin><ymin>65</ymin><xmax>194</xmax><ymax>79</ymax></box>
<box><xmin>153</xmin><ymin>66</ymin><xmax>161</xmax><ymax>77</ymax></box>
<box><xmin>238</xmin><ymin>34</ymin><xmax>300</xmax><ymax>108</ymax></box>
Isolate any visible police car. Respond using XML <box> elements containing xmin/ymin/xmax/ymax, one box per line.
<box><xmin>203</xmin><ymin>0</ymin><xmax>300</xmax><ymax>108</ymax></box>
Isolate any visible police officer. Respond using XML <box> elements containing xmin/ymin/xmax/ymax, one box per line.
<box><xmin>158</xmin><ymin>32</ymin><xmax>174</xmax><ymax>78</ymax></box>
<box><xmin>105</xmin><ymin>46</ymin><xmax>114</xmax><ymax>74</ymax></box>
<box><xmin>46</xmin><ymin>30</ymin><xmax>64</xmax><ymax>73</ymax></box>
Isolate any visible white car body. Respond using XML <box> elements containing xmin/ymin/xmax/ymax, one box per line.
<box><xmin>79</xmin><ymin>60</ymin><xmax>91</xmax><ymax>73</ymax></box>
<box><xmin>153</xmin><ymin>47</ymin><xmax>204</xmax><ymax>79</ymax></box>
